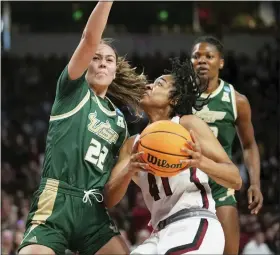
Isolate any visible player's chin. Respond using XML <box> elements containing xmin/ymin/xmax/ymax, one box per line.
<box><xmin>140</xmin><ymin>94</ymin><xmax>149</xmax><ymax>105</ymax></box>
<box><xmin>197</xmin><ymin>74</ymin><xmax>210</xmax><ymax>86</ymax></box>
<box><xmin>140</xmin><ymin>100</ymin><xmax>152</xmax><ymax>112</ymax></box>
<box><xmin>197</xmin><ymin>73</ymin><xmax>209</xmax><ymax>80</ymax></box>
<box><xmin>94</xmin><ymin>78</ymin><xmax>113</xmax><ymax>88</ymax></box>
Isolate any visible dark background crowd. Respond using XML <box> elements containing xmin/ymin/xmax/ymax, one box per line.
<box><xmin>1</xmin><ymin>1</ymin><xmax>280</xmax><ymax>255</ymax></box>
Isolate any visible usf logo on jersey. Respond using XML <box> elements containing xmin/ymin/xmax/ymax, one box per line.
<box><xmin>88</xmin><ymin>112</ymin><xmax>119</xmax><ymax>144</ymax></box>
<box><xmin>193</xmin><ymin>105</ymin><xmax>226</xmax><ymax>124</ymax></box>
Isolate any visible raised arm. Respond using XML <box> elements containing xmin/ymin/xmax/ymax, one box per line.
<box><xmin>104</xmin><ymin>136</ymin><xmax>147</xmax><ymax>208</ymax></box>
<box><xmin>68</xmin><ymin>1</ymin><xmax>113</xmax><ymax>80</ymax></box>
<box><xmin>180</xmin><ymin>115</ymin><xmax>242</xmax><ymax>190</ymax></box>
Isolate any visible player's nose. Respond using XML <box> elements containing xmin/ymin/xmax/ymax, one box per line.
<box><xmin>99</xmin><ymin>58</ymin><xmax>107</xmax><ymax>68</ymax></box>
<box><xmin>145</xmin><ymin>83</ymin><xmax>153</xmax><ymax>90</ymax></box>
<box><xmin>198</xmin><ymin>56</ymin><xmax>207</xmax><ymax>64</ymax></box>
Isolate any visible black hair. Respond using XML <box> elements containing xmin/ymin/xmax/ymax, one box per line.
<box><xmin>167</xmin><ymin>57</ymin><xmax>209</xmax><ymax>117</ymax></box>
<box><xmin>192</xmin><ymin>35</ymin><xmax>224</xmax><ymax>58</ymax></box>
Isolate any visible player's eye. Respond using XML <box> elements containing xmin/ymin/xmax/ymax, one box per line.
<box><xmin>207</xmin><ymin>55</ymin><xmax>214</xmax><ymax>59</ymax></box>
<box><xmin>93</xmin><ymin>56</ymin><xmax>99</xmax><ymax>60</ymax></box>
<box><xmin>107</xmin><ymin>58</ymin><xmax>114</xmax><ymax>62</ymax></box>
<box><xmin>154</xmin><ymin>80</ymin><xmax>161</xmax><ymax>86</ymax></box>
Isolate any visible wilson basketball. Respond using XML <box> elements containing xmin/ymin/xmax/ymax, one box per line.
<box><xmin>138</xmin><ymin>120</ymin><xmax>192</xmax><ymax>177</ymax></box>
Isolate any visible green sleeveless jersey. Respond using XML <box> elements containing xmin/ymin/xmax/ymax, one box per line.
<box><xmin>193</xmin><ymin>79</ymin><xmax>237</xmax><ymax>158</ymax></box>
<box><xmin>42</xmin><ymin>66</ymin><xmax>128</xmax><ymax>190</ymax></box>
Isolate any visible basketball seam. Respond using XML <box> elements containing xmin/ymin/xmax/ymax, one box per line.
<box><xmin>148</xmin><ymin>163</ymin><xmax>181</xmax><ymax>173</ymax></box>
<box><xmin>139</xmin><ymin>141</ymin><xmax>191</xmax><ymax>158</ymax></box>
<box><xmin>141</xmin><ymin>130</ymin><xmax>190</xmax><ymax>142</ymax></box>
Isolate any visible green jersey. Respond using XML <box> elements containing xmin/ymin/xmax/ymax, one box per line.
<box><xmin>194</xmin><ymin>79</ymin><xmax>237</xmax><ymax>158</ymax></box>
<box><xmin>42</xmin><ymin>66</ymin><xmax>128</xmax><ymax>190</ymax></box>
<box><xmin>193</xmin><ymin>79</ymin><xmax>238</xmax><ymax>206</ymax></box>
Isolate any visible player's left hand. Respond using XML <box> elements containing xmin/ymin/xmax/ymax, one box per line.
<box><xmin>180</xmin><ymin>130</ymin><xmax>202</xmax><ymax>168</ymax></box>
<box><xmin>248</xmin><ymin>184</ymin><xmax>263</xmax><ymax>214</ymax></box>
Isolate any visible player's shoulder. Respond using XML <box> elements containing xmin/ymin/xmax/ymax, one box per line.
<box><xmin>180</xmin><ymin>114</ymin><xmax>207</xmax><ymax>131</ymax></box>
<box><xmin>222</xmin><ymin>80</ymin><xmax>250</xmax><ymax>106</ymax></box>
<box><xmin>122</xmin><ymin>135</ymin><xmax>139</xmax><ymax>154</ymax></box>
<box><xmin>234</xmin><ymin>90</ymin><xmax>250</xmax><ymax>108</ymax></box>
<box><xmin>180</xmin><ymin>114</ymin><xmax>204</xmax><ymax>124</ymax></box>
<box><xmin>231</xmin><ymin>90</ymin><xmax>251</xmax><ymax>119</ymax></box>
<box><xmin>127</xmin><ymin>134</ymin><xmax>139</xmax><ymax>144</ymax></box>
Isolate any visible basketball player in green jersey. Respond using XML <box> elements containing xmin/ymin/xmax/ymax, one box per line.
<box><xmin>191</xmin><ymin>36</ymin><xmax>263</xmax><ymax>255</ymax></box>
<box><xmin>19</xmin><ymin>2</ymin><xmax>147</xmax><ymax>255</ymax></box>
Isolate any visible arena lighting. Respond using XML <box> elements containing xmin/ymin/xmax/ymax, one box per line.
<box><xmin>158</xmin><ymin>10</ymin><xmax>169</xmax><ymax>22</ymax></box>
<box><xmin>72</xmin><ymin>9</ymin><xmax>83</xmax><ymax>21</ymax></box>
<box><xmin>2</xmin><ymin>1</ymin><xmax>11</xmax><ymax>50</ymax></box>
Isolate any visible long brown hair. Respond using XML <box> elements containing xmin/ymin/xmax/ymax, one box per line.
<box><xmin>101</xmin><ymin>38</ymin><xmax>147</xmax><ymax>116</ymax></box>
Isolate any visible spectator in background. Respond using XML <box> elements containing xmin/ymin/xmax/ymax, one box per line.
<box><xmin>242</xmin><ymin>231</ymin><xmax>273</xmax><ymax>254</ymax></box>
<box><xmin>130</xmin><ymin>229</ymin><xmax>150</xmax><ymax>252</ymax></box>
<box><xmin>131</xmin><ymin>192</ymin><xmax>151</xmax><ymax>234</ymax></box>
<box><xmin>2</xmin><ymin>230</ymin><xmax>16</xmax><ymax>255</ymax></box>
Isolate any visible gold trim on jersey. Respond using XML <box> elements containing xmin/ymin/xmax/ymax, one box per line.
<box><xmin>93</xmin><ymin>93</ymin><xmax>117</xmax><ymax>117</ymax></box>
<box><xmin>229</xmin><ymin>84</ymin><xmax>238</xmax><ymax>120</ymax></box>
<box><xmin>20</xmin><ymin>224</ymin><xmax>39</xmax><ymax>245</ymax></box>
<box><xmin>49</xmin><ymin>90</ymin><xmax>90</xmax><ymax>121</ymax></box>
<box><xmin>218</xmin><ymin>188</ymin><xmax>235</xmax><ymax>202</ymax></box>
<box><xmin>31</xmin><ymin>179</ymin><xmax>59</xmax><ymax>224</ymax></box>
<box><xmin>120</xmin><ymin>117</ymin><xmax>129</xmax><ymax>149</ymax></box>
<box><xmin>200</xmin><ymin>79</ymin><xmax>224</xmax><ymax>99</ymax></box>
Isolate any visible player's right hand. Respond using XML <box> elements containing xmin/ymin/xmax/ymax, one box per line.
<box><xmin>127</xmin><ymin>139</ymin><xmax>149</xmax><ymax>174</ymax></box>
<box><xmin>180</xmin><ymin>130</ymin><xmax>202</xmax><ymax>168</ymax></box>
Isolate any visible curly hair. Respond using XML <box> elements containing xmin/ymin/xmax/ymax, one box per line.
<box><xmin>167</xmin><ymin>57</ymin><xmax>209</xmax><ymax>117</ymax></box>
<box><xmin>101</xmin><ymin>38</ymin><xmax>147</xmax><ymax>116</ymax></box>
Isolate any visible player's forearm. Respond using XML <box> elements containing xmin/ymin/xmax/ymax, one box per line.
<box><xmin>82</xmin><ymin>1</ymin><xmax>113</xmax><ymax>45</ymax></box>
<box><xmin>243</xmin><ymin>142</ymin><xmax>261</xmax><ymax>187</ymax></box>
<box><xmin>104</xmin><ymin>167</ymin><xmax>134</xmax><ymax>208</ymax></box>
<box><xmin>199</xmin><ymin>156</ymin><xmax>242</xmax><ymax>190</ymax></box>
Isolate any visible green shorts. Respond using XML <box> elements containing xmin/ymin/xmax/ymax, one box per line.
<box><xmin>18</xmin><ymin>178</ymin><xmax>120</xmax><ymax>255</ymax></box>
<box><xmin>209</xmin><ymin>179</ymin><xmax>237</xmax><ymax>208</ymax></box>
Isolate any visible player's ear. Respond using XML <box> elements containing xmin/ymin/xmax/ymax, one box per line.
<box><xmin>170</xmin><ymin>97</ymin><xmax>178</xmax><ymax>107</ymax></box>
<box><xmin>219</xmin><ymin>58</ymin><xmax>224</xmax><ymax>70</ymax></box>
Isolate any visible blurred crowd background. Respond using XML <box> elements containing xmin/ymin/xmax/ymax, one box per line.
<box><xmin>1</xmin><ymin>1</ymin><xmax>280</xmax><ymax>255</ymax></box>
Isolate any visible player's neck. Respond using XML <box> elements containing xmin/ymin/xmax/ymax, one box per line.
<box><xmin>145</xmin><ymin>109</ymin><xmax>170</xmax><ymax>124</ymax></box>
<box><xmin>206</xmin><ymin>76</ymin><xmax>220</xmax><ymax>94</ymax></box>
<box><xmin>91</xmin><ymin>85</ymin><xmax>107</xmax><ymax>99</ymax></box>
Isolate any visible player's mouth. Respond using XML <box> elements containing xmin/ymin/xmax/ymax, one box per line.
<box><xmin>143</xmin><ymin>90</ymin><xmax>151</xmax><ymax>97</ymax></box>
<box><xmin>197</xmin><ymin>66</ymin><xmax>209</xmax><ymax>75</ymax></box>
<box><xmin>96</xmin><ymin>72</ymin><xmax>107</xmax><ymax>76</ymax></box>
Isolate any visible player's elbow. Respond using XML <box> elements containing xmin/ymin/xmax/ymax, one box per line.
<box><xmin>104</xmin><ymin>184</ymin><xmax>122</xmax><ymax>209</ymax></box>
<box><xmin>228</xmin><ymin>164</ymin><xmax>243</xmax><ymax>190</ymax></box>
<box><xmin>103</xmin><ymin>191</ymin><xmax>116</xmax><ymax>209</ymax></box>
<box><xmin>82</xmin><ymin>30</ymin><xmax>100</xmax><ymax>48</ymax></box>
<box><xmin>104</xmin><ymin>199</ymin><xmax>115</xmax><ymax>209</ymax></box>
<box><xmin>233</xmin><ymin>175</ymin><xmax>242</xmax><ymax>190</ymax></box>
